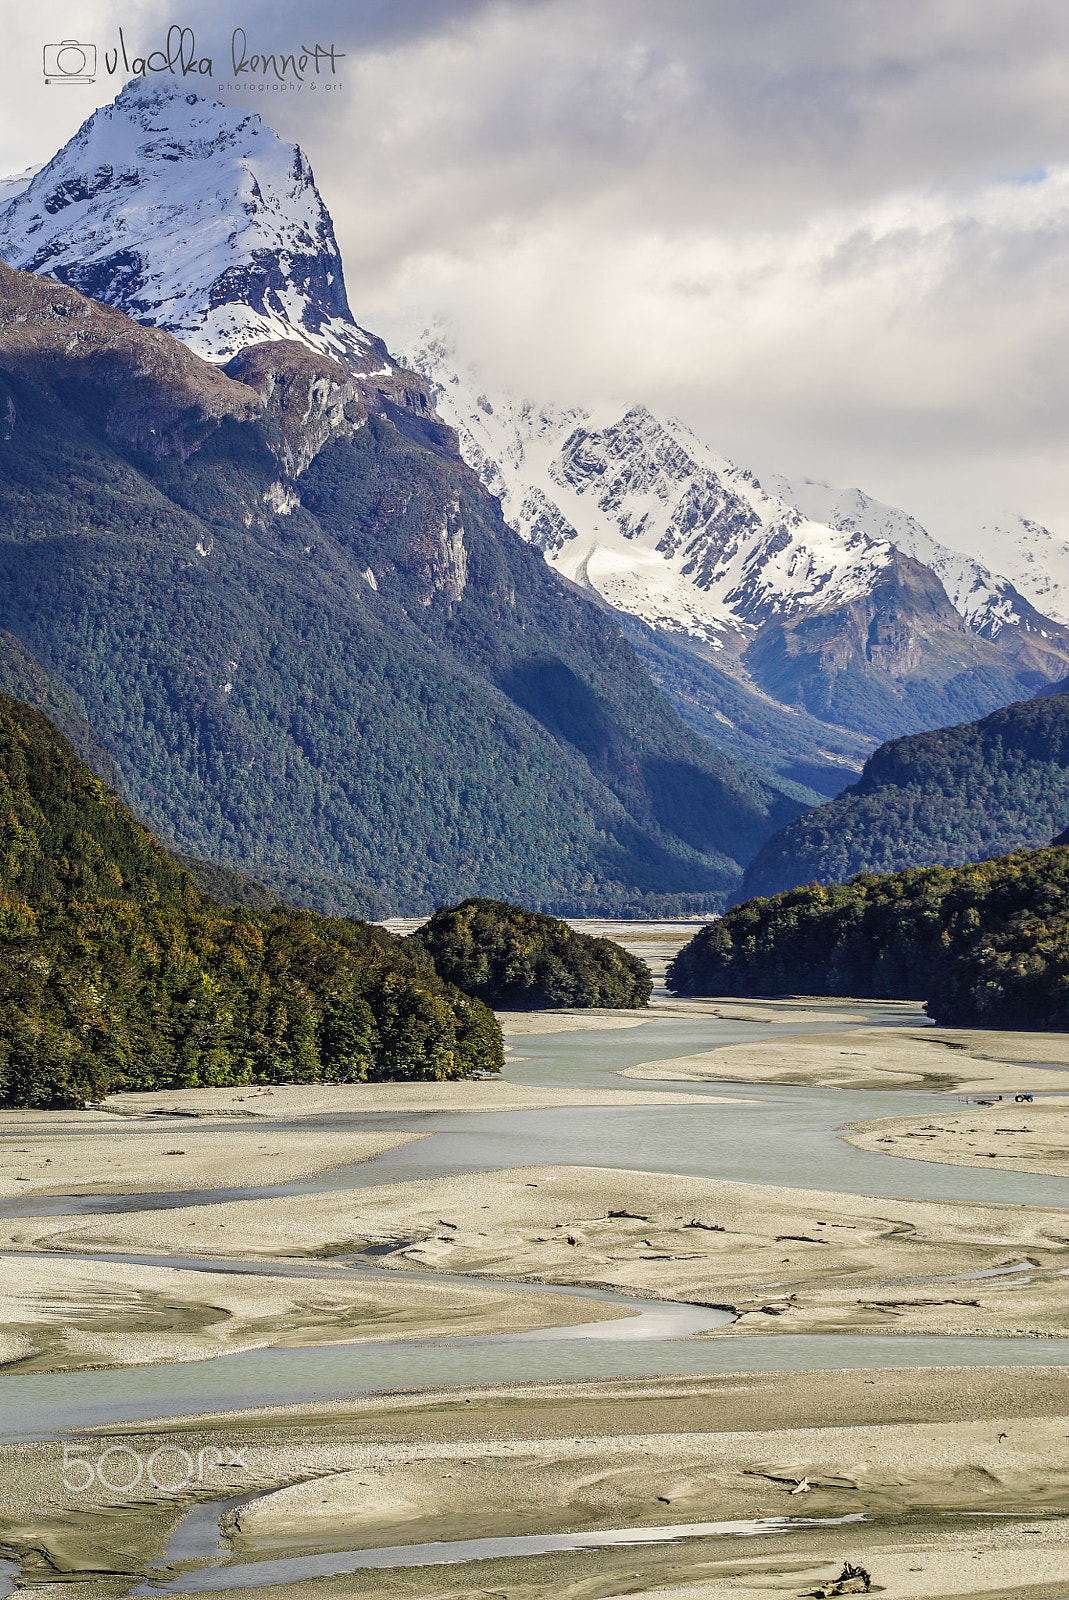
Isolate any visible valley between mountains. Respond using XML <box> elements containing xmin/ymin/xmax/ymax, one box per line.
<box><xmin>3</xmin><ymin>76</ymin><xmax>1069</xmax><ymax>907</ymax></box>
<box><xmin>0</xmin><ymin>72</ymin><xmax>1069</xmax><ymax>1600</ymax></box>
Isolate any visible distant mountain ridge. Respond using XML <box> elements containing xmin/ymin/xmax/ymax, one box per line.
<box><xmin>401</xmin><ymin>329</ymin><xmax>1069</xmax><ymax>787</ymax></box>
<box><xmin>765</xmin><ymin>475</ymin><xmax>1064</xmax><ymax>651</ymax></box>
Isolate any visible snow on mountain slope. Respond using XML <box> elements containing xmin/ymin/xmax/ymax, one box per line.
<box><xmin>967</xmin><ymin>514</ymin><xmax>1069</xmax><ymax>628</ymax></box>
<box><xmin>406</xmin><ymin>330</ymin><xmax>1069</xmax><ymax>679</ymax></box>
<box><xmin>765</xmin><ymin>475</ymin><xmax>1041</xmax><ymax>639</ymax></box>
<box><xmin>406</xmin><ymin>331</ymin><xmax>898</xmax><ymax>648</ymax></box>
<box><xmin>0</xmin><ymin>79</ymin><xmax>386</xmax><ymax>371</ymax></box>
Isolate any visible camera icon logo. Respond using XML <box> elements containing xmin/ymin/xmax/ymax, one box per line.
<box><xmin>43</xmin><ymin>40</ymin><xmax>97</xmax><ymax>84</ymax></box>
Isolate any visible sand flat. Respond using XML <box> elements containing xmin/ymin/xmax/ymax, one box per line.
<box><xmin>621</xmin><ymin>1025</ymin><xmax>1069</xmax><ymax>1094</ymax></box>
<box><xmin>224</xmin><ymin>1414</ymin><xmax>1069</xmax><ymax>1551</ymax></box>
<box><xmin>0</xmin><ymin>1125</ymin><xmax>423</xmax><ymax>1198</ymax></box>
<box><xmin>16</xmin><ymin>1163</ymin><xmax>1069</xmax><ymax>1340</ymax></box>
<box><xmin>3</xmin><ymin>1368</ymin><xmax>1067</xmax><ymax>1599</ymax></box>
<box><xmin>4</xmin><ymin>988</ymin><xmax>1068</xmax><ymax>1599</ymax></box>
<box><xmin>844</xmin><ymin>1102</ymin><xmax>1069</xmax><ymax>1178</ymax></box>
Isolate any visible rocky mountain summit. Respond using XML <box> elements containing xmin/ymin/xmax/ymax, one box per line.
<box><xmin>0</xmin><ymin>79</ymin><xmax>388</xmax><ymax>374</ymax></box>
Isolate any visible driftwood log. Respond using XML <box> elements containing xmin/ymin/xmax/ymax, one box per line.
<box><xmin>806</xmin><ymin>1560</ymin><xmax>871</xmax><ymax>1596</ymax></box>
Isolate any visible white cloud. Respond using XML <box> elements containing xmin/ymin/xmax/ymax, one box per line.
<box><xmin>4</xmin><ymin>0</ymin><xmax>1069</xmax><ymax>538</ymax></box>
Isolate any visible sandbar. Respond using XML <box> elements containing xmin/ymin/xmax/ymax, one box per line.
<box><xmin>622</xmin><ymin>1025</ymin><xmax>1069</xmax><ymax>1094</ymax></box>
<box><xmin>15</xmin><ymin>1163</ymin><xmax>1069</xmax><ymax>1341</ymax></box>
<box><xmin>844</xmin><ymin>1101</ymin><xmax>1069</xmax><ymax>1177</ymax></box>
<box><xmin>82</xmin><ymin>1078</ymin><xmax>727</xmax><ymax>1119</ymax></box>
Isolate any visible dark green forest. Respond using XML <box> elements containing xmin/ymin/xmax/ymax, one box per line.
<box><xmin>413</xmin><ymin>898</ymin><xmax>653</xmax><ymax>1009</ymax></box>
<box><xmin>618</xmin><ymin>616</ymin><xmax>868</xmax><ymax>800</ymax></box>
<box><xmin>668</xmin><ymin>845</ymin><xmax>1069</xmax><ymax>1029</ymax></box>
<box><xmin>0</xmin><ymin>272</ymin><xmax>804</xmax><ymax>915</ymax></box>
<box><xmin>0</xmin><ymin>695</ymin><xmax>501</xmax><ymax>1107</ymax></box>
<box><xmin>740</xmin><ymin>690</ymin><xmax>1069</xmax><ymax>900</ymax></box>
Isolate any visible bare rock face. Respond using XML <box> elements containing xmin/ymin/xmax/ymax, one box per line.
<box><xmin>225</xmin><ymin>340</ymin><xmax>362</xmax><ymax>478</ymax></box>
<box><xmin>223</xmin><ymin>338</ymin><xmax>458</xmax><ymax>482</ymax></box>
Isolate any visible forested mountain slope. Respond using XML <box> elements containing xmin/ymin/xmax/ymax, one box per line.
<box><xmin>0</xmin><ymin>264</ymin><xmax>799</xmax><ymax>914</ymax></box>
<box><xmin>739</xmin><ymin>690</ymin><xmax>1069</xmax><ymax>900</ymax></box>
<box><xmin>0</xmin><ymin>693</ymin><xmax>194</xmax><ymax>905</ymax></box>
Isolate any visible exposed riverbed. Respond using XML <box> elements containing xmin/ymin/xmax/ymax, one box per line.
<box><xmin>1</xmin><ymin>983</ymin><xmax>1067</xmax><ymax>1599</ymax></box>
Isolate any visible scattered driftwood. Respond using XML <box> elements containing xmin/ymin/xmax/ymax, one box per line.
<box><xmin>744</xmin><ymin>1466</ymin><xmax>858</xmax><ymax>1491</ymax></box>
<box><xmin>806</xmin><ymin>1560</ymin><xmax>871</xmax><ymax>1596</ymax></box>
<box><xmin>857</xmin><ymin>1297</ymin><xmax>979</xmax><ymax>1309</ymax></box>
<box><xmin>606</xmin><ymin>1209</ymin><xmax>648</xmax><ymax>1220</ymax></box>
<box><xmin>775</xmin><ymin>1234</ymin><xmax>828</xmax><ymax>1244</ymax></box>
<box><xmin>684</xmin><ymin>1218</ymin><xmax>725</xmax><ymax>1231</ymax></box>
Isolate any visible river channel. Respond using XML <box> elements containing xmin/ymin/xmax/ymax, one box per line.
<box><xmin>2</xmin><ymin>998</ymin><xmax>1068</xmax><ymax>1442</ymax></box>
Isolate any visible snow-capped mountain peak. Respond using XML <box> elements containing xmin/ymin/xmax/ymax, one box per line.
<box><xmin>0</xmin><ymin>78</ymin><xmax>386</xmax><ymax>371</ymax></box>
<box><xmin>765</xmin><ymin>474</ymin><xmax>1040</xmax><ymax>640</ymax></box>
<box><xmin>404</xmin><ymin>330</ymin><xmax>907</xmax><ymax>647</ymax></box>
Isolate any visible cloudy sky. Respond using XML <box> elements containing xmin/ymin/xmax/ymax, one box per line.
<box><xmin>3</xmin><ymin>1</ymin><xmax>1069</xmax><ymax>541</ymax></box>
